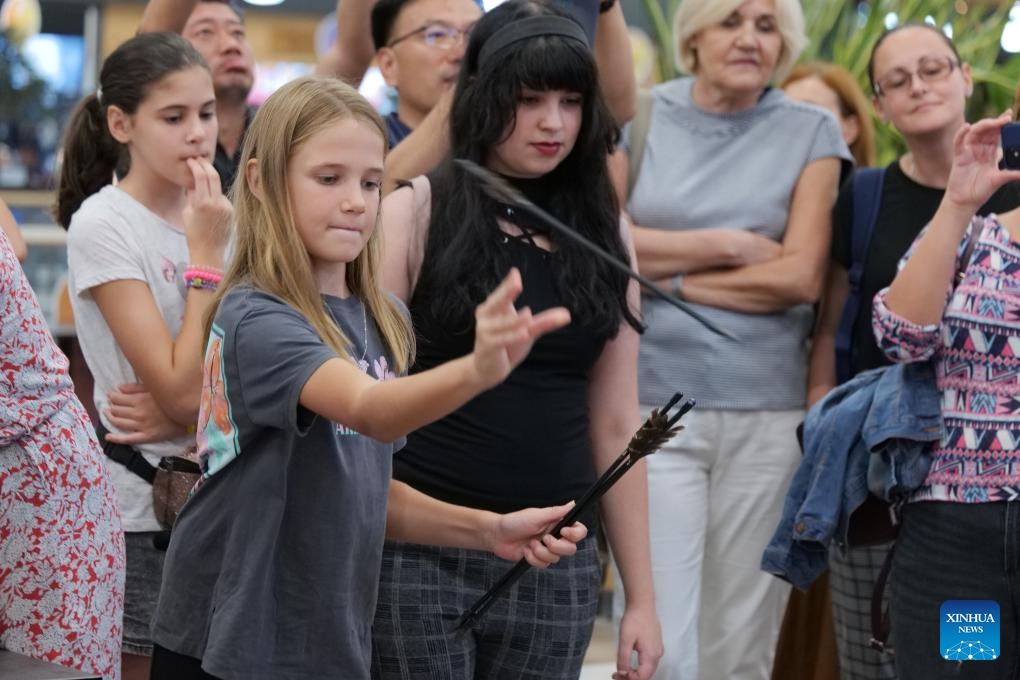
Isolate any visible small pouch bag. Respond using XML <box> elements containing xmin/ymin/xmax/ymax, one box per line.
<box><xmin>152</xmin><ymin>450</ymin><xmax>201</xmax><ymax>530</ymax></box>
<box><xmin>97</xmin><ymin>422</ymin><xmax>201</xmax><ymax>531</ymax></box>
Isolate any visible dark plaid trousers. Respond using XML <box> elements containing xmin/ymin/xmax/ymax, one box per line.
<box><xmin>829</xmin><ymin>542</ymin><xmax>898</xmax><ymax>680</ymax></box>
<box><xmin>372</xmin><ymin>537</ymin><xmax>601</xmax><ymax>680</ymax></box>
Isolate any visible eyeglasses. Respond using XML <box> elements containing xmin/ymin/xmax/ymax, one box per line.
<box><xmin>386</xmin><ymin>22</ymin><xmax>473</xmax><ymax>50</ymax></box>
<box><xmin>874</xmin><ymin>56</ymin><xmax>960</xmax><ymax>97</ymax></box>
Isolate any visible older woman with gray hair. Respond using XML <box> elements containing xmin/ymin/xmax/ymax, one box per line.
<box><xmin>611</xmin><ymin>0</ymin><xmax>850</xmax><ymax>678</ymax></box>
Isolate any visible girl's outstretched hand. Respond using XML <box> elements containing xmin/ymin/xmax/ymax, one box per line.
<box><xmin>183</xmin><ymin>157</ymin><xmax>233</xmax><ymax>263</ymax></box>
<box><xmin>488</xmin><ymin>501</ymin><xmax>588</xmax><ymax>568</ymax></box>
<box><xmin>945</xmin><ymin>113</ymin><xmax>1020</xmax><ymax>212</ymax></box>
<box><xmin>472</xmin><ymin>268</ymin><xmax>570</xmax><ymax>387</ymax></box>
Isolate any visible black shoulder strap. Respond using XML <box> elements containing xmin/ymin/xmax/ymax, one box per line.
<box><xmin>869</xmin><ymin>541</ymin><xmax>896</xmax><ymax>654</ymax></box>
<box><xmin>95</xmin><ymin>423</ymin><xmax>157</xmax><ymax>485</ymax></box>
<box><xmin>835</xmin><ymin>167</ymin><xmax>886</xmax><ymax>384</ymax></box>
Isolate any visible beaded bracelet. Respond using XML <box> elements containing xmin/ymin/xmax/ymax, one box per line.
<box><xmin>185</xmin><ymin>265</ymin><xmax>224</xmax><ymax>279</ymax></box>
<box><xmin>183</xmin><ymin>266</ymin><xmax>224</xmax><ymax>291</ymax></box>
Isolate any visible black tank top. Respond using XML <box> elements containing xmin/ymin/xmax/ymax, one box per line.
<box><xmin>393</xmin><ymin>231</ymin><xmax>606</xmax><ymax>515</ymax></box>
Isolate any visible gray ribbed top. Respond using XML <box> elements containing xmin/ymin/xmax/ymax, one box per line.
<box><xmin>630</xmin><ymin>77</ymin><xmax>851</xmax><ymax>410</ymax></box>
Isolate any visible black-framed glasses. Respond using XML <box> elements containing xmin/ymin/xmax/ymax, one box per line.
<box><xmin>874</xmin><ymin>56</ymin><xmax>960</xmax><ymax>97</ymax></box>
<box><xmin>386</xmin><ymin>22</ymin><xmax>473</xmax><ymax>49</ymax></box>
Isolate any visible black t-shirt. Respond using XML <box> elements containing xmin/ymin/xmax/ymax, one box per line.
<box><xmin>212</xmin><ymin>105</ymin><xmax>256</xmax><ymax>193</ymax></box>
<box><xmin>394</xmin><ymin>234</ymin><xmax>606</xmax><ymax>520</ymax></box>
<box><xmin>832</xmin><ymin>160</ymin><xmax>1020</xmax><ymax>375</ymax></box>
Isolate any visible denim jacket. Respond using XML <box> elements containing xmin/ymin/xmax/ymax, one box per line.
<box><xmin>761</xmin><ymin>361</ymin><xmax>942</xmax><ymax>590</ymax></box>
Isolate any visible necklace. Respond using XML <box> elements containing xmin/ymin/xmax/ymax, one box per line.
<box><xmin>326</xmin><ymin>297</ymin><xmax>369</xmax><ymax>365</ymax></box>
<box><xmin>903</xmin><ymin>154</ymin><xmax>950</xmax><ymax>189</ymax></box>
<box><xmin>355</xmin><ymin>300</ymin><xmax>369</xmax><ymax>364</ymax></box>
<box><xmin>904</xmin><ymin>155</ymin><xmax>917</xmax><ymax>182</ymax></box>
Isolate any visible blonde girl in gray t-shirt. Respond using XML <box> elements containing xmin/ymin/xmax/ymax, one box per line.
<box><xmin>150</xmin><ymin>75</ymin><xmax>587</xmax><ymax>680</ymax></box>
<box><xmin>56</xmin><ymin>32</ymin><xmax>232</xmax><ymax>680</ymax></box>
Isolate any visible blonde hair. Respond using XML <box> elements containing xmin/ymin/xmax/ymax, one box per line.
<box><xmin>208</xmin><ymin>75</ymin><xmax>414</xmax><ymax>373</ymax></box>
<box><xmin>782</xmin><ymin>62</ymin><xmax>877</xmax><ymax>167</ymax></box>
<box><xmin>674</xmin><ymin>0</ymin><xmax>807</xmax><ymax>84</ymax></box>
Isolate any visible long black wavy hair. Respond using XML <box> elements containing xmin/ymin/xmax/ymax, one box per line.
<box><xmin>413</xmin><ymin>0</ymin><xmax>642</xmax><ymax>341</ymax></box>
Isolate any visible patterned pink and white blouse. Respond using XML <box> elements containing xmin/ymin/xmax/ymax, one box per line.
<box><xmin>873</xmin><ymin>215</ymin><xmax>1020</xmax><ymax>503</ymax></box>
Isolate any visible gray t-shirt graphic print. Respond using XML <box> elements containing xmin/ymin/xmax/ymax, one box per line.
<box><xmin>153</xmin><ymin>286</ymin><xmax>404</xmax><ymax>680</ymax></box>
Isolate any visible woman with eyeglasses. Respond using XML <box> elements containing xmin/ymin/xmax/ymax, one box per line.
<box><xmin>871</xmin><ymin>96</ymin><xmax>1020</xmax><ymax>680</ymax></box>
<box><xmin>806</xmin><ymin>23</ymin><xmax>1020</xmax><ymax>680</ymax></box>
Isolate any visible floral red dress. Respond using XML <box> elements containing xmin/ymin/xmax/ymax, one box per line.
<box><xmin>0</xmin><ymin>231</ymin><xmax>125</xmax><ymax>679</ymax></box>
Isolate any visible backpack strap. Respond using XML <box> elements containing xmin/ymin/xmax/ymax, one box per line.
<box><xmin>835</xmin><ymin>167</ymin><xmax>886</xmax><ymax>385</ymax></box>
<box><xmin>626</xmin><ymin>89</ymin><xmax>654</xmax><ymax>199</ymax></box>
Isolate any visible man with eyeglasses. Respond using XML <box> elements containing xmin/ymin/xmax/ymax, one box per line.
<box><xmin>373</xmin><ymin>0</ymin><xmax>636</xmax><ymax>192</ymax></box>
<box><xmin>372</xmin><ymin>0</ymin><xmax>482</xmax><ymax>150</ymax></box>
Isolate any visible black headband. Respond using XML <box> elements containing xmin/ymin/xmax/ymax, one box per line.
<box><xmin>477</xmin><ymin>16</ymin><xmax>589</xmax><ymax>68</ymax></box>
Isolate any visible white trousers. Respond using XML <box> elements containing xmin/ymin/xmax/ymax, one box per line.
<box><xmin>613</xmin><ymin>408</ymin><xmax>802</xmax><ymax>680</ymax></box>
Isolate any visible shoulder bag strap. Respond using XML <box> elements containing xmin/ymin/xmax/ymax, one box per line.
<box><xmin>955</xmin><ymin>217</ymin><xmax>982</xmax><ymax>287</ymax></box>
<box><xmin>835</xmin><ymin>167</ymin><xmax>886</xmax><ymax>384</ymax></box>
<box><xmin>869</xmin><ymin>540</ymin><xmax>896</xmax><ymax>654</ymax></box>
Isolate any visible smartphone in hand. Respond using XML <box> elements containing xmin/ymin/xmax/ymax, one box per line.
<box><xmin>1002</xmin><ymin>122</ymin><xmax>1020</xmax><ymax>170</ymax></box>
